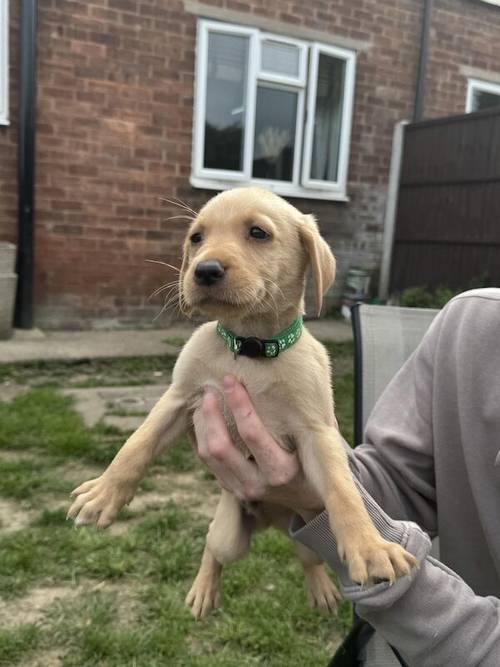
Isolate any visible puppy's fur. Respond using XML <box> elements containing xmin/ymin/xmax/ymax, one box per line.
<box><xmin>68</xmin><ymin>187</ymin><xmax>416</xmax><ymax>618</ymax></box>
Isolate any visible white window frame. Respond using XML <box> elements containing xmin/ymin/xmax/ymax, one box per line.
<box><xmin>192</xmin><ymin>21</ymin><xmax>259</xmax><ymax>183</ymax></box>
<box><xmin>191</xmin><ymin>19</ymin><xmax>356</xmax><ymax>201</ymax></box>
<box><xmin>301</xmin><ymin>43</ymin><xmax>356</xmax><ymax>195</ymax></box>
<box><xmin>259</xmin><ymin>34</ymin><xmax>308</xmax><ymax>87</ymax></box>
<box><xmin>466</xmin><ymin>77</ymin><xmax>500</xmax><ymax>112</ymax></box>
<box><xmin>0</xmin><ymin>0</ymin><xmax>8</xmax><ymax>126</ymax></box>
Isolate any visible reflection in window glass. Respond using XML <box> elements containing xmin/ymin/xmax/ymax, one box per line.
<box><xmin>252</xmin><ymin>86</ymin><xmax>297</xmax><ymax>182</ymax></box>
<box><xmin>261</xmin><ymin>40</ymin><xmax>300</xmax><ymax>78</ymax></box>
<box><xmin>310</xmin><ymin>54</ymin><xmax>346</xmax><ymax>182</ymax></box>
<box><xmin>472</xmin><ymin>89</ymin><xmax>500</xmax><ymax>112</ymax></box>
<box><xmin>204</xmin><ymin>32</ymin><xmax>248</xmax><ymax>171</ymax></box>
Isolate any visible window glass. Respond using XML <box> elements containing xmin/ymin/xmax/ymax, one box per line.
<box><xmin>252</xmin><ymin>86</ymin><xmax>297</xmax><ymax>182</ymax></box>
<box><xmin>472</xmin><ymin>89</ymin><xmax>500</xmax><ymax>112</ymax></box>
<box><xmin>310</xmin><ymin>54</ymin><xmax>346</xmax><ymax>182</ymax></box>
<box><xmin>204</xmin><ymin>32</ymin><xmax>248</xmax><ymax>171</ymax></box>
<box><xmin>261</xmin><ymin>40</ymin><xmax>300</xmax><ymax>78</ymax></box>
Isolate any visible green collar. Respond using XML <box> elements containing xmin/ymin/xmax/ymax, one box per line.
<box><xmin>216</xmin><ymin>317</ymin><xmax>303</xmax><ymax>359</ymax></box>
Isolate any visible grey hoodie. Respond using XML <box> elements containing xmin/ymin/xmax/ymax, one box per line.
<box><xmin>291</xmin><ymin>289</ymin><xmax>500</xmax><ymax>666</ymax></box>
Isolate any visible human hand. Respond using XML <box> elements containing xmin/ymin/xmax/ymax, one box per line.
<box><xmin>193</xmin><ymin>375</ymin><xmax>323</xmax><ymax>515</ymax></box>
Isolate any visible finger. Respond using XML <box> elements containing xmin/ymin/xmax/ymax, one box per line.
<box><xmin>194</xmin><ymin>389</ymin><xmax>228</xmax><ymax>459</ymax></box>
<box><xmin>197</xmin><ymin>389</ymin><xmax>265</xmax><ymax>497</ymax></box>
<box><xmin>223</xmin><ymin>375</ymin><xmax>296</xmax><ymax>478</ymax></box>
<box><xmin>198</xmin><ymin>390</ymin><xmax>252</xmax><ymax>477</ymax></box>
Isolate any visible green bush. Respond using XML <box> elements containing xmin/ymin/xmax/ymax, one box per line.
<box><xmin>399</xmin><ymin>286</ymin><xmax>457</xmax><ymax>309</ymax></box>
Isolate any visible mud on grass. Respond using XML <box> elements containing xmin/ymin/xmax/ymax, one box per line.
<box><xmin>0</xmin><ymin>345</ymin><xmax>354</xmax><ymax>665</ymax></box>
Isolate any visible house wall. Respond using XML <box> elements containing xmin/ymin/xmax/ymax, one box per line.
<box><xmin>426</xmin><ymin>0</ymin><xmax>500</xmax><ymax>118</ymax></box>
<box><xmin>0</xmin><ymin>0</ymin><xmax>499</xmax><ymax>328</ymax></box>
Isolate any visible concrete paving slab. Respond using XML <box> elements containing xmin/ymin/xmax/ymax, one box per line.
<box><xmin>104</xmin><ymin>415</ymin><xmax>146</xmax><ymax>432</ymax></box>
<box><xmin>0</xmin><ymin>319</ymin><xmax>351</xmax><ymax>364</ymax></box>
<box><xmin>63</xmin><ymin>385</ymin><xmax>165</xmax><ymax>428</ymax></box>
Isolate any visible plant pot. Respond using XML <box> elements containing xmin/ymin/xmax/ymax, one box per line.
<box><xmin>0</xmin><ymin>242</ymin><xmax>16</xmax><ymax>274</ymax></box>
<box><xmin>0</xmin><ymin>273</ymin><xmax>17</xmax><ymax>339</ymax></box>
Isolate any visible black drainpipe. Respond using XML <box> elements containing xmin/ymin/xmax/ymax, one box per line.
<box><xmin>413</xmin><ymin>0</ymin><xmax>433</xmax><ymax>122</ymax></box>
<box><xmin>15</xmin><ymin>0</ymin><xmax>38</xmax><ymax>328</ymax></box>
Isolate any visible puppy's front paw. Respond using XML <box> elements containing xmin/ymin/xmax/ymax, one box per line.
<box><xmin>340</xmin><ymin>538</ymin><xmax>417</xmax><ymax>586</ymax></box>
<box><xmin>67</xmin><ymin>474</ymin><xmax>136</xmax><ymax>529</ymax></box>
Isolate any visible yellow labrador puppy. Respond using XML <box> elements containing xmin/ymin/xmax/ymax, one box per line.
<box><xmin>68</xmin><ymin>187</ymin><xmax>415</xmax><ymax>618</ymax></box>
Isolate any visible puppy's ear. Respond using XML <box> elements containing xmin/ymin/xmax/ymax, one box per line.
<box><xmin>299</xmin><ymin>214</ymin><xmax>336</xmax><ymax>316</ymax></box>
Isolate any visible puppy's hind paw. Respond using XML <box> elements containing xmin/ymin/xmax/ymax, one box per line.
<box><xmin>185</xmin><ymin>575</ymin><xmax>220</xmax><ymax>619</ymax></box>
<box><xmin>305</xmin><ymin>565</ymin><xmax>341</xmax><ymax>615</ymax></box>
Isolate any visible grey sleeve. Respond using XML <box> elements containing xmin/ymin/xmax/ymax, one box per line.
<box><xmin>345</xmin><ymin>310</ymin><xmax>445</xmax><ymax>535</ymax></box>
<box><xmin>291</xmin><ymin>509</ymin><xmax>500</xmax><ymax>667</ymax></box>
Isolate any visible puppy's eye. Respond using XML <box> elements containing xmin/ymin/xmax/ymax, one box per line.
<box><xmin>249</xmin><ymin>226</ymin><xmax>270</xmax><ymax>240</ymax></box>
<box><xmin>190</xmin><ymin>232</ymin><xmax>203</xmax><ymax>244</ymax></box>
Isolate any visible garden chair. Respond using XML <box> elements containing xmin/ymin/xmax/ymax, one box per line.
<box><xmin>330</xmin><ymin>303</ymin><xmax>440</xmax><ymax>667</ymax></box>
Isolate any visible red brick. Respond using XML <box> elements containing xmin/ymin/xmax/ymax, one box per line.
<box><xmin>2</xmin><ymin>0</ymin><xmax>499</xmax><ymax>327</ymax></box>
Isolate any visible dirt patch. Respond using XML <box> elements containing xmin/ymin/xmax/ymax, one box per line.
<box><xmin>144</xmin><ymin>471</ymin><xmax>220</xmax><ymax>518</ymax></box>
<box><xmin>0</xmin><ymin>382</ymin><xmax>29</xmax><ymax>402</ymax></box>
<box><xmin>0</xmin><ymin>449</ymin><xmax>40</xmax><ymax>463</ymax></box>
<box><xmin>0</xmin><ymin>586</ymin><xmax>77</xmax><ymax>629</ymax></box>
<box><xmin>19</xmin><ymin>648</ymin><xmax>64</xmax><ymax>667</ymax></box>
<box><xmin>1</xmin><ymin>580</ymin><xmax>144</xmax><ymax>631</ymax></box>
<box><xmin>0</xmin><ymin>498</ymin><xmax>35</xmax><ymax>533</ymax></box>
<box><xmin>107</xmin><ymin>471</ymin><xmax>219</xmax><ymax>535</ymax></box>
<box><xmin>59</xmin><ymin>461</ymin><xmax>103</xmax><ymax>485</ymax></box>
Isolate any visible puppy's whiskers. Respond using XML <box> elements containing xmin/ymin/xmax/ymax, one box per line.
<box><xmin>145</xmin><ymin>259</ymin><xmax>181</xmax><ymax>273</ymax></box>
<box><xmin>160</xmin><ymin>197</ymin><xmax>198</xmax><ymax>219</ymax></box>
<box><xmin>264</xmin><ymin>277</ymin><xmax>286</xmax><ymax>304</ymax></box>
<box><xmin>163</xmin><ymin>214</ymin><xmax>196</xmax><ymax>223</ymax></box>
<box><xmin>148</xmin><ymin>279</ymin><xmax>180</xmax><ymax>301</ymax></box>
<box><xmin>153</xmin><ymin>285</ymin><xmax>182</xmax><ymax>321</ymax></box>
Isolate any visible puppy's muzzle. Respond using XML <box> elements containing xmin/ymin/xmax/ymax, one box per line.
<box><xmin>194</xmin><ymin>260</ymin><xmax>225</xmax><ymax>287</ymax></box>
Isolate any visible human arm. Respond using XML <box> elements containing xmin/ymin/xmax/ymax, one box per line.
<box><xmin>196</xmin><ymin>374</ymin><xmax>500</xmax><ymax>666</ymax></box>
<box><xmin>291</xmin><ymin>492</ymin><xmax>500</xmax><ymax>667</ymax></box>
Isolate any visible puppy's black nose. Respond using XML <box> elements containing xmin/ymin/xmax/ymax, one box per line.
<box><xmin>194</xmin><ymin>260</ymin><xmax>225</xmax><ymax>286</ymax></box>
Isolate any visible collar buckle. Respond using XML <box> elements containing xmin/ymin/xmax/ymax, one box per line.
<box><xmin>236</xmin><ymin>336</ymin><xmax>268</xmax><ymax>358</ymax></box>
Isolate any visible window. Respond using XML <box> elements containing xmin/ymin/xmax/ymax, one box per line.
<box><xmin>466</xmin><ymin>78</ymin><xmax>500</xmax><ymax>113</ymax></box>
<box><xmin>0</xmin><ymin>0</ymin><xmax>8</xmax><ymax>125</ymax></box>
<box><xmin>192</xmin><ymin>20</ymin><xmax>356</xmax><ymax>201</ymax></box>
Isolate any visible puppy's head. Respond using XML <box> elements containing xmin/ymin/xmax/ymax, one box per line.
<box><xmin>180</xmin><ymin>187</ymin><xmax>335</xmax><ymax>320</ymax></box>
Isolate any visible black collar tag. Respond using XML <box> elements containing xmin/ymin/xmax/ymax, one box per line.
<box><xmin>237</xmin><ymin>336</ymin><xmax>266</xmax><ymax>358</ymax></box>
<box><xmin>235</xmin><ymin>336</ymin><xmax>280</xmax><ymax>358</ymax></box>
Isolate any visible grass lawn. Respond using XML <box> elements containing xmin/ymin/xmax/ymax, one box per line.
<box><xmin>0</xmin><ymin>341</ymin><xmax>354</xmax><ymax>666</ymax></box>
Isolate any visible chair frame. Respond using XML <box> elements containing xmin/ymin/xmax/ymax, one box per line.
<box><xmin>328</xmin><ymin>302</ymin><xmax>410</xmax><ymax>667</ymax></box>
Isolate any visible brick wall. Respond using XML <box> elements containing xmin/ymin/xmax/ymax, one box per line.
<box><xmin>1</xmin><ymin>0</ymin><xmax>499</xmax><ymax>328</ymax></box>
<box><xmin>425</xmin><ymin>0</ymin><xmax>500</xmax><ymax>118</ymax></box>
